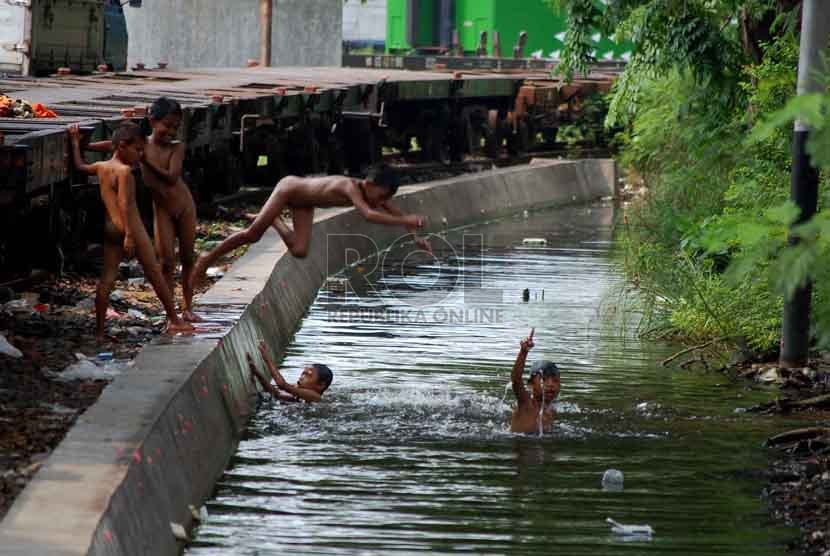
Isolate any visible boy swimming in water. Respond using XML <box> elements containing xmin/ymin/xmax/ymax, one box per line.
<box><xmin>68</xmin><ymin>123</ymin><xmax>194</xmax><ymax>340</ymax></box>
<box><xmin>247</xmin><ymin>341</ymin><xmax>333</xmax><ymax>403</ymax></box>
<box><xmin>511</xmin><ymin>328</ymin><xmax>561</xmax><ymax>434</ymax></box>
<box><xmin>189</xmin><ymin>165</ymin><xmax>431</xmax><ymax>290</ymax></box>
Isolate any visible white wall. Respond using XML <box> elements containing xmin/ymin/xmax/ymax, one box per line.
<box><xmin>124</xmin><ymin>0</ymin><xmax>342</xmax><ymax>69</ymax></box>
<box><xmin>342</xmin><ymin>0</ymin><xmax>386</xmax><ymax>43</ymax></box>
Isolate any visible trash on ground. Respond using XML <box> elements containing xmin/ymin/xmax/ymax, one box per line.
<box><xmin>206</xmin><ymin>267</ymin><xmax>224</xmax><ymax>278</ymax></box>
<box><xmin>56</xmin><ymin>358</ymin><xmax>128</xmax><ymax>382</ymax></box>
<box><xmin>127</xmin><ymin>309</ymin><xmax>147</xmax><ymax>320</ymax></box>
<box><xmin>0</xmin><ymin>334</ymin><xmax>23</xmax><ymax>358</ymax></box>
<box><xmin>127</xmin><ymin>278</ymin><xmax>145</xmax><ymax>287</ymax></box>
<box><xmin>3</xmin><ymin>299</ymin><xmax>35</xmax><ymax>313</ymax></box>
<box><xmin>602</xmin><ymin>469</ymin><xmax>624</xmax><ymax>492</ymax></box>
<box><xmin>110</xmin><ymin>290</ymin><xmax>126</xmax><ymax>302</ymax></box>
<box><xmin>106</xmin><ymin>308</ymin><xmax>121</xmax><ymax>320</ymax></box>
<box><xmin>170</xmin><ymin>522</ymin><xmax>188</xmax><ymax>542</ymax></box>
<box><xmin>76</xmin><ymin>297</ymin><xmax>95</xmax><ymax>311</ymax></box>
<box><xmin>522</xmin><ymin>237</ymin><xmax>548</xmax><ymax>247</ymax></box>
<box><xmin>607</xmin><ymin>517</ymin><xmax>654</xmax><ymax>538</ymax></box>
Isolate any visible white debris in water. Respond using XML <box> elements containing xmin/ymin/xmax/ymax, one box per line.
<box><xmin>170</xmin><ymin>522</ymin><xmax>188</xmax><ymax>542</ymax></box>
<box><xmin>602</xmin><ymin>469</ymin><xmax>624</xmax><ymax>492</ymax></box>
<box><xmin>522</xmin><ymin>238</ymin><xmax>548</xmax><ymax>247</ymax></box>
<box><xmin>607</xmin><ymin>517</ymin><xmax>653</xmax><ymax>538</ymax></box>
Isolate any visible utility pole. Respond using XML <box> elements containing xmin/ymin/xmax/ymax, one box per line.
<box><xmin>780</xmin><ymin>0</ymin><xmax>830</xmax><ymax>368</ymax></box>
<box><xmin>260</xmin><ymin>0</ymin><xmax>273</xmax><ymax>67</ymax></box>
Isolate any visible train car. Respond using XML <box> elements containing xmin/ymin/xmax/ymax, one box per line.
<box><xmin>386</xmin><ymin>0</ymin><xmax>630</xmax><ymax>60</ymax></box>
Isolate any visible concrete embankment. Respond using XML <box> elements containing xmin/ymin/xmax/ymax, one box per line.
<box><xmin>0</xmin><ymin>160</ymin><xmax>616</xmax><ymax>555</ymax></box>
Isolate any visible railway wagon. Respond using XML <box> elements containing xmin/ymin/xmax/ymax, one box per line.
<box><xmin>0</xmin><ymin>63</ymin><xmax>617</xmax><ymax>276</ymax></box>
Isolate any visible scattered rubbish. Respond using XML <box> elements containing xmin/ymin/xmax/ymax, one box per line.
<box><xmin>602</xmin><ymin>469</ymin><xmax>624</xmax><ymax>492</ymax></box>
<box><xmin>32</xmin><ymin>304</ymin><xmax>49</xmax><ymax>313</ymax></box>
<box><xmin>76</xmin><ymin>297</ymin><xmax>95</xmax><ymax>311</ymax></box>
<box><xmin>188</xmin><ymin>504</ymin><xmax>209</xmax><ymax>523</ymax></box>
<box><xmin>127</xmin><ymin>309</ymin><xmax>147</xmax><ymax>320</ymax></box>
<box><xmin>0</xmin><ymin>334</ymin><xmax>23</xmax><ymax>358</ymax></box>
<box><xmin>170</xmin><ymin>522</ymin><xmax>188</xmax><ymax>542</ymax></box>
<box><xmin>206</xmin><ymin>267</ymin><xmax>224</xmax><ymax>279</ymax></box>
<box><xmin>97</xmin><ymin>352</ymin><xmax>114</xmax><ymax>362</ymax></box>
<box><xmin>522</xmin><ymin>237</ymin><xmax>548</xmax><ymax>247</ymax></box>
<box><xmin>607</xmin><ymin>518</ymin><xmax>653</xmax><ymax>538</ymax></box>
<box><xmin>325</xmin><ymin>277</ymin><xmax>349</xmax><ymax>293</ymax></box>
<box><xmin>4</xmin><ymin>298</ymin><xmax>35</xmax><ymax>313</ymax></box>
<box><xmin>126</xmin><ymin>326</ymin><xmax>152</xmax><ymax>336</ymax></box>
<box><xmin>58</xmin><ymin>358</ymin><xmax>128</xmax><ymax>382</ymax></box>
<box><xmin>119</xmin><ymin>261</ymin><xmax>143</xmax><ymax>279</ymax></box>
<box><xmin>106</xmin><ymin>308</ymin><xmax>121</xmax><ymax>320</ymax></box>
<box><xmin>109</xmin><ymin>290</ymin><xmax>125</xmax><ymax>302</ymax></box>
<box><xmin>127</xmin><ymin>278</ymin><xmax>145</xmax><ymax>287</ymax></box>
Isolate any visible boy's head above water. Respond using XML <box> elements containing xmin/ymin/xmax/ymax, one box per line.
<box><xmin>299</xmin><ymin>363</ymin><xmax>334</xmax><ymax>394</ymax></box>
<box><xmin>361</xmin><ymin>164</ymin><xmax>400</xmax><ymax>206</ymax></box>
<box><xmin>527</xmin><ymin>360</ymin><xmax>561</xmax><ymax>402</ymax></box>
<box><xmin>111</xmin><ymin>122</ymin><xmax>145</xmax><ymax>164</ymax></box>
<box><xmin>149</xmin><ymin>96</ymin><xmax>183</xmax><ymax>143</ymax></box>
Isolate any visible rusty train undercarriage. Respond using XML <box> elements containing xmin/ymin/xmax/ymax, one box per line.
<box><xmin>0</xmin><ymin>59</ymin><xmax>618</xmax><ymax>275</ymax></box>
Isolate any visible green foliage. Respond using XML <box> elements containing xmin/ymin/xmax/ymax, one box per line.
<box><xmin>617</xmin><ymin>31</ymin><xmax>809</xmax><ymax>353</ymax></box>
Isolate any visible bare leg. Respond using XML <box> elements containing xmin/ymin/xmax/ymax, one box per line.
<box><xmin>177</xmin><ymin>201</ymin><xmax>202</xmax><ymax>322</ymax></box>
<box><xmin>286</xmin><ymin>207</ymin><xmax>314</xmax><ymax>258</ymax></box>
<box><xmin>153</xmin><ymin>204</ymin><xmax>177</xmax><ymax>304</ymax></box>
<box><xmin>132</xmin><ymin>223</ymin><xmax>193</xmax><ymax>334</ymax></box>
<box><xmin>190</xmin><ymin>181</ymin><xmax>288</xmax><ymax>290</ymax></box>
<box><xmin>96</xmin><ymin>241</ymin><xmax>123</xmax><ymax>341</ymax></box>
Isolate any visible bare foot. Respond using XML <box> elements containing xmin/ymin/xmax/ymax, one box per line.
<box><xmin>165</xmin><ymin>320</ymin><xmax>195</xmax><ymax>335</ymax></box>
<box><xmin>182</xmin><ymin>310</ymin><xmax>203</xmax><ymax>323</ymax></box>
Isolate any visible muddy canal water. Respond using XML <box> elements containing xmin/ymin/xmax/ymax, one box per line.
<box><xmin>188</xmin><ymin>203</ymin><xmax>795</xmax><ymax>555</ymax></box>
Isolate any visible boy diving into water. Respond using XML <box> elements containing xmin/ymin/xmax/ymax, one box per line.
<box><xmin>247</xmin><ymin>341</ymin><xmax>333</xmax><ymax>403</ymax></box>
<box><xmin>190</xmin><ymin>165</ymin><xmax>432</xmax><ymax>290</ymax></box>
<box><xmin>511</xmin><ymin>328</ymin><xmax>561</xmax><ymax>434</ymax></box>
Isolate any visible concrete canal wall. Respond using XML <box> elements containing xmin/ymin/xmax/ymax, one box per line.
<box><xmin>0</xmin><ymin>160</ymin><xmax>616</xmax><ymax>555</ymax></box>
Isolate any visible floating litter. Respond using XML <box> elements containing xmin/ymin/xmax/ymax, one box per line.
<box><xmin>602</xmin><ymin>469</ymin><xmax>624</xmax><ymax>491</ymax></box>
<box><xmin>607</xmin><ymin>517</ymin><xmax>653</xmax><ymax>538</ymax></box>
<box><xmin>522</xmin><ymin>238</ymin><xmax>547</xmax><ymax>247</ymax></box>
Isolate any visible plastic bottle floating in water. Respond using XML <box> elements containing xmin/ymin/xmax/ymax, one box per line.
<box><xmin>601</xmin><ymin>469</ymin><xmax>624</xmax><ymax>491</ymax></box>
<box><xmin>522</xmin><ymin>238</ymin><xmax>548</xmax><ymax>247</ymax></box>
<box><xmin>606</xmin><ymin>517</ymin><xmax>654</xmax><ymax>539</ymax></box>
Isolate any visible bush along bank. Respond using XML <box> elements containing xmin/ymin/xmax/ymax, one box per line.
<box><xmin>613</xmin><ymin>31</ymin><xmax>830</xmax><ymax>554</ymax></box>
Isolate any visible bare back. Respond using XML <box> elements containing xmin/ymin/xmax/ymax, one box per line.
<box><xmin>278</xmin><ymin>175</ymin><xmax>359</xmax><ymax>208</ymax></box>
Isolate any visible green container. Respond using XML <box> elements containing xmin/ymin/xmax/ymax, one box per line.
<box><xmin>386</xmin><ymin>0</ymin><xmax>631</xmax><ymax>61</ymax></box>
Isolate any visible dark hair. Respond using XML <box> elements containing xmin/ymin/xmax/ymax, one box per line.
<box><xmin>149</xmin><ymin>96</ymin><xmax>183</xmax><ymax>120</ymax></box>
<box><xmin>312</xmin><ymin>364</ymin><xmax>334</xmax><ymax>393</ymax></box>
<box><xmin>528</xmin><ymin>360</ymin><xmax>560</xmax><ymax>383</ymax></box>
<box><xmin>366</xmin><ymin>164</ymin><xmax>400</xmax><ymax>196</ymax></box>
<box><xmin>111</xmin><ymin>122</ymin><xmax>145</xmax><ymax>146</ymax></box>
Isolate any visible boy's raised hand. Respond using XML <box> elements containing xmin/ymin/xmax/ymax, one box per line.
<box><xmin>520</xmin><ymin>328</ymin><xmax>535</xmax><ymax>352</ymax></box>
<box><xmin>404</xmin><ymin>214</ymin><xmax>427</xmax><ymax>229</ymax></box>
<box><xmin>67</xmin><ymin>123</ymin><xmax>81</xmax><ymax>145</ymax></box>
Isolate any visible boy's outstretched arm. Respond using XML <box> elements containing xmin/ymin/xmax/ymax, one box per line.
<box><xmin>141</xmin><ymin>142</ymin><xmax>184</xmax><ymax>186</ymax></box>
<box><xmin>247</xmin><ymin>353</ymin><xmax>282</xmax><ymax>397</ymax></box>
<box><xmin>380</xmin><ymin>200</ymin><xmax>432</xmax><ymax>253</ymax></box>
<box><xmin>258</xmin><ymin>342</ymin><xmax>322</xmax><ymax>403</ymax></box>
<box><xmin>512</xmin><ymin>329</ymin><xmax>535</xmax><ymax>404</ymax></box>
<box><xmin>344</xmin><ymin>182</ymin><xmax>426</xmax><ymax>229</ymax></box>
<box><xmin>68</xmin><ymin>125</ymin><xmax>99</xmax><ymax>175</ymax></box>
